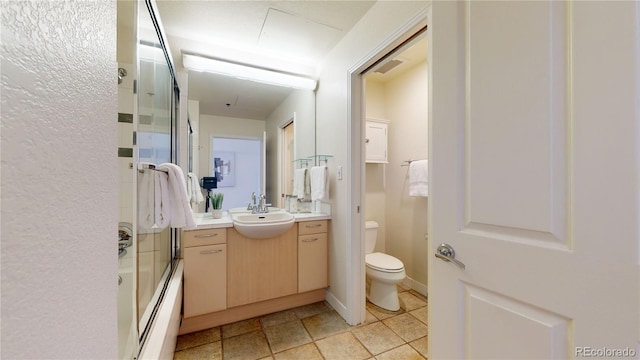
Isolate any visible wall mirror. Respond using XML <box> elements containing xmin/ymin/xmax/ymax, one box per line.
<box><xmin>154</xmin><ymin>3</ymin><xmax>317</xmax><ymax>211</ymax></box>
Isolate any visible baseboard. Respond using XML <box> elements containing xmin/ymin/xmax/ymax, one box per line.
<box><xmin>403</xmin><ymin>276</ymin><xmax>427</xmax><ymax>297</ymax></box>
<box><xmin>324</xmin><ymin>289</ymin><xmax>349</xmax><ymax>322</ymax></box>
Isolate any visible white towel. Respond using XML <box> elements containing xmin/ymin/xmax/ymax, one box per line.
<box><xmin>137</xmin><ymin>169</ymin><xmax>155</xmax><ymax>230</ymax></box>
<box><xmin>154</xmin><ymin>171</ymin><xmax>171</xmax><ymax>229</ymax></box>
<box><xmin>310</xmin><ymin>166</ymin><xmax>330</xmax><ymax>202</ymax></box>
<box><xmin>293</xmin><ymin>168</ymin><xmax>309</xmax><ymax>198</ymax></box>
<box><xmin>186</xmin><ymin>172</ymin><xmax>204</xmax><ymax>207</ymax></box>
<box><xmin>157</xmin><ymin>163</ymin><xmax>196</xmax><ymax>229</ymax></box>
<box><xmin>409</xmin><ymin>160</ymin><xmax>429</xmax><ymax>197</ymax></box>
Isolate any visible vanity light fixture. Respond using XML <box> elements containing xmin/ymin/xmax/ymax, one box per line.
<box><xmin>182</xmin><ymin>53</ymin><xmax>317</xmax><ymax>91</ymax></box>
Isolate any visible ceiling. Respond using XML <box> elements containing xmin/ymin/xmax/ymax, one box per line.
<box><xmin>154</xmin><ymin>1</ymin><xmax>376</xmax><ymax>118</ymax></box>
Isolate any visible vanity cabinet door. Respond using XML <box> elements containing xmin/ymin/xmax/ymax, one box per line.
<box><xmin>298</xmin><ymin>233</ymin><xmax>328</xmax><ymax>293</ymax></box>
<box><xmin>227</xmin><ymin>228</ymin><xmax>298</xmax><ymax>307</ymax></box>
<box><xmin>183</xmin><ymin>244</ymin><xmax>227</xmax><ymax>317</ymax></box>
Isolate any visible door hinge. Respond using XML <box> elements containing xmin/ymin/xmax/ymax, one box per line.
<box><xmin>133</xmin><ymin>79</ymin><xmax>137</xmax><ymax>94</ymax></box>
<box><xmin>357</xmin><ymin>206</ymin><xmax>360</xmax><ymax>213</ymax></box>
<box><xmin>132</xmin><ymin>131</ymin><xmax>136</xmax><ymax>146</ymax></box>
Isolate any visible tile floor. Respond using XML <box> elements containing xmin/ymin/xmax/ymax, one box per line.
<box><xmin>173</xmin><ymin>284</ymin><xmax>428</xmax><ymax>360</ymax></box>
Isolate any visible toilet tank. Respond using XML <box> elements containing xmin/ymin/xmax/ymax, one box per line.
<box><xmin>365</xmin><ymin>221</ymin><xmax>379</xmax><ymax>254</ymax></box>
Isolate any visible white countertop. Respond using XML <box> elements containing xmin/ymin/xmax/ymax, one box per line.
<box><xmin>192</xmin><ymin>211</ymin><xmax>331</xmax><ymax>230</ymax></box>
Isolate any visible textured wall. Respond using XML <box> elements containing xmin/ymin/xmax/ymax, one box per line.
<box><xmin>1</xmin><ymin>1</ymin><xmax>118</xmax><ymax>358</ymax></box>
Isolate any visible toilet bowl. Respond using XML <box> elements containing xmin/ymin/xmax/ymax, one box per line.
<box><xmin>365</xmin><ymin>221</ymin><xmax>406</xmax><ymax>311</ymax></box>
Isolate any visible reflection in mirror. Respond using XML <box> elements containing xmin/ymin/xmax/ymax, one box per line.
<box><xmin>186</xmin><ymin>70</ymin><xmax>316</xmax><ymax>211</ymax></box>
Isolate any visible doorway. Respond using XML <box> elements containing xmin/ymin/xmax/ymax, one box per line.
<box><xmin>346</xmin><ymin>13</ymin><xmax>428</xmax><ymax>325</ymax></box>
<box><xmin>362</xmin><ymin>32</ymin><xmax>429</xmax><ymax>310</ymax></box>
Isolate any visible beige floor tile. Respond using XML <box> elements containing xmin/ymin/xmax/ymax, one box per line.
<box><xmin>264</xmin><ymin>320</ymin><xmax>312</xmax><ymax>353</ymax></box>
<box><xmin>222</xmin><ymin>330</ymin><xmax>271</xmax><ymax>360</ymax></box>
<box><xmin>351</xmin><ymin>321</ymin><xmax>404</xmax><ymax>355</ymax></box>
<box><xmin>261</xmin><ymin>309</ymin><xmax>297</xmax><ymax>328</ymax></box>
<box><xmin>365</xmin><ymin>310</ymin><xmax>379</xmax><ymax>324</ymax></box>
<box><xmin>409</xmin><ymin>336</ymin><xmax>428</xmax><ymax>358</ymax></box>
<box><xmin>399</xmin><ymin>292</ymin><xmax>427</xmax><ymax>312</ymax></box>
<box><xmin>273</xmin><ymin>343</ymin><xmax>324</xmax><ymax>360</ymax></box>
<box><xmin>175</xmin><ymin>327</ymin><xmax>221</xmax><ymax>351</ymax></box>
<box><xmin>222</xmin><ymin>317</ymin><xmax>262</xmax><ymax>339</ymax></box>
<box><xmin>383</xmin><ymin>313</ymin><xmax>428</xmax><ymax>342</ymax></box>
<box><xmin>315</xmin><ymin>332</ymin><xmax>372</xmax><ymax>360</ymax></box>
<box><xmin>409</xmin><ymin>307</ymin><xmax>428</xmax><ymax>326</ymax></box>
<box><xmin>376</xmin><ymin>344</ymin><xmax>425</xmax><ymax>360</ymax></box>
<box><xmin>293</xmin><ymin>301</ymin><xmax>331</xmax><ymax>319</ymax></box>
<box><xmin>173</xmin><ymin>342</ymin><xmax>222</xmax><ymax>360</ymax></box>
<box><xmin>302</xmin><ymin>310</ymin><xmax>350</xmax><ymax>340</ymax></box>
<box><xmin>366</xmin><ymin>301</ymin><xmax>404</xmax><ymax>320</ymax></box>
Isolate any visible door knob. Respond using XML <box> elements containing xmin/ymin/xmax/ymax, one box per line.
<box><xmin>435</xmin><ymin>243</ymin><xmax>466</xmax><ymax>270</ymax></box>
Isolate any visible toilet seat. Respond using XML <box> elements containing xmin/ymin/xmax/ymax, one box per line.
<box><xmin>366</xmin><ymin>252</ymin><xmax>404</xmax><ymax>273</ymax></box>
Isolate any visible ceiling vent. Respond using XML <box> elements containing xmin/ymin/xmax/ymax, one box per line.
<box><xmin>374</xmin><ymin>59</ymin><xmax>404</xmax><ymax>75</ymax></box>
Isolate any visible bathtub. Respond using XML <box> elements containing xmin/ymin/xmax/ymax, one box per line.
<box><xmin>118</xmin><ymin>248</ymin><xmax>136</xmax><ymax>360</ymax></box>
<box><xmin>138</xmin><ymin>260</ymin><xmax>183</xmax><ymax>360</ymax></box>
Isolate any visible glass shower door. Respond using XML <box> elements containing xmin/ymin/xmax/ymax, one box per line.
<box><xmin>135</xmin><ymin>0</ymin><xmax>175</xmax><ymax>346</ymax></box>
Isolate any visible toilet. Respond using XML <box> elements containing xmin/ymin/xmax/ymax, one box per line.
<box><xmin>365</xmin><ymin>221</ymin><xmax>406</xmax><ymax>311</ymax></box>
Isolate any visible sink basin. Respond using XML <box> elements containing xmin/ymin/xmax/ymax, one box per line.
<box><xmin>232</xmin><ymin>212</ymin><xmax>295</xmax><ymax>239</ymax></box>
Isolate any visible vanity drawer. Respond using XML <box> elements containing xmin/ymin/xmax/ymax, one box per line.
<box><xmin>183</xmin><ymin>228</ymin><xmax>227</xmax><ymax>247</ymax></box>
<box><xmin>298</xmin><ymin>220</ymin><xmax>328</xmax><ymax>235</ymax></box>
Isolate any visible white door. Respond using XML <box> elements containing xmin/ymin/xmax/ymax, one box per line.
<box><xmin>429</xmin><ymin>1</ymin><xmax>639</xmax><ymax>359</ymax></box>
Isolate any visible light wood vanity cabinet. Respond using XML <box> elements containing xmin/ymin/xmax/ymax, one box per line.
<box><xmin>298</xmin><ymin>220</ymin><xmax>329</xmax><ymax>292</ymax></box>
<box><xmin>182</xmin><ymin>228</ymin><xmax>227</xmax><ymax>318</ymax></box>
<box><xmin>180</xmin><ymin>220</ymin><xmax>330</xmax><ymax>334</ymax></box>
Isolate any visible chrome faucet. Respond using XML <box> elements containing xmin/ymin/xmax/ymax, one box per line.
<box><xmin>249</xmin><ymin>193</ymin><xmax>271</xmax><ymax>214</ymax></box>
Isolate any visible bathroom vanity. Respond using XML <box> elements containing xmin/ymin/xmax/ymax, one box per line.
<box><xmin>179</xmin><ymin>212</ymin><xmax>330</xmax><ymax>334</ymax></box>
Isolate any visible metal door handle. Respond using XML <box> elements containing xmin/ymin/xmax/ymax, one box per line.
<box><xmin>435</xmin><ymin>243</ymin><xmax>466</xmax><ymax>270</ymax></box>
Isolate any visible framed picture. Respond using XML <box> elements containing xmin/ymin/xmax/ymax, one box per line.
<box><xmin>213</xmin><ymin>151</ymin><xmax>235</xmax><ymax>187</ymax></box>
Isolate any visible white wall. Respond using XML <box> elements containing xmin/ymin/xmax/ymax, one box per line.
<box><xmin>1</xmin><ymin>1</ymin><xmax>118</xmax><ymax>358</ymax></box>
<box><xmin>364</xmin><ymin>80</ymin><xmax>388</xmax><ymax>253</ymax></box>
<box><xmin>316</xmin><ymin>1</ymin><xmax>429</xmax><ymax>315</ymax></box>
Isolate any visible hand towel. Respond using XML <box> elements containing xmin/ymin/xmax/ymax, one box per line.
<box><xmin>293</xmin><ymin>168</ymin><xmax>308</xmax><ymax>198</ymax></box>
<box><xmin>154</xmin><ymin>171</ymin><xmax>171</xmax><ymax>229</ymax></box>
<box><xmin>157</xmin><ymin>163</ymin><xmax>196</xmax><ymax>229</ymax></box>
<box><xmin>186</xmin><ymin>172</ymin><xmax>205</xmax><ymax>207</ymax></box>
<box><xmin>409</xmin><ymin>160</ymin><xmax>429</xmax><ymax>197</ymax></box>
<box><xmin>137</xmin><ymin>169</ymin><xmax>155</xmax><ymax>230</ymax></box>
<box><xmin>310</xmin><ymin>166</ymin><xmax>330</xmax><ymax>202</ymax></box>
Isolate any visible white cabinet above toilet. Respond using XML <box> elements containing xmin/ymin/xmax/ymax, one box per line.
<box><xmin>365</xmin><ymin>118</ymin><xmax>389</xmax><ymax>163</ymax></box>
